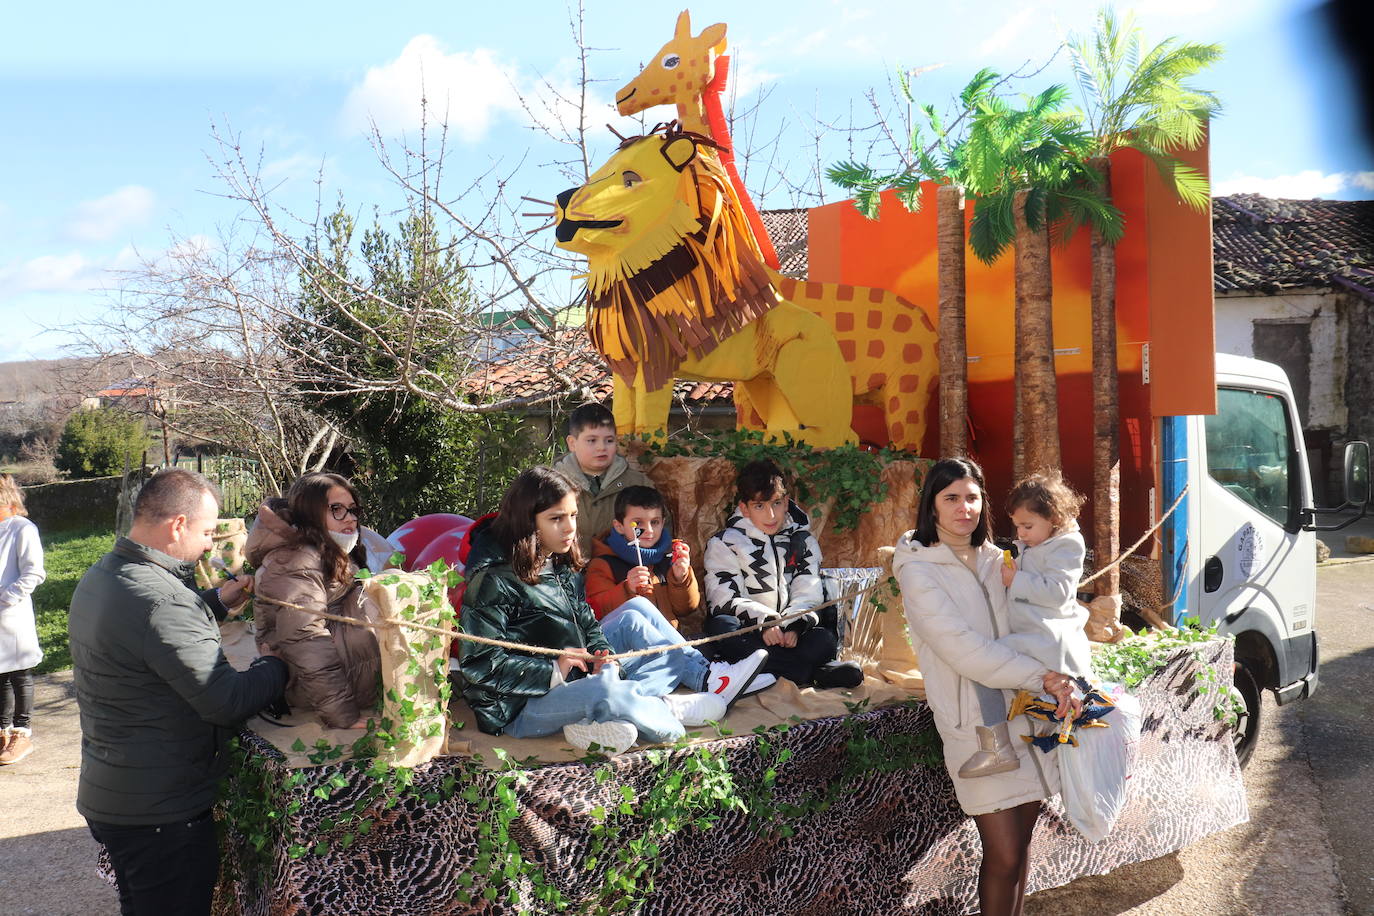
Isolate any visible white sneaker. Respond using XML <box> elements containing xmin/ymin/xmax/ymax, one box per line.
<box><xmin>707</xmin><ymin>649</ymin><xmax>772</xmax><ymax>709</ymax></box>
<box><xmin>563</xmin><ymin>720</ymin><xmax>638</xmax><ymax>756</ymax></box>
<box><xmin>662</xmin><ymin>692</ymin><xmax>728</xmax><ymax>726</ymax></box>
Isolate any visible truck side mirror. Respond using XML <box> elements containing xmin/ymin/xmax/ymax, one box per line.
<box><xmin>1345</xmin><ymin>441</ymin><xmax>1370</xmax><ymax>507</ymax></box>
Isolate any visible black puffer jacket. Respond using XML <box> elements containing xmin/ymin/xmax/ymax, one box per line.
<box><xmin>458</xmin><ymin>517</ymin><xmax>613</xmax><ymax>734</ymax></box>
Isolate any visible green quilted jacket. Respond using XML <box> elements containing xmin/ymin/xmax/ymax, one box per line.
<box><xmin>458</xmin><ymin>518</ymin><xmax>613</xmax><ymax>734</ymax></box>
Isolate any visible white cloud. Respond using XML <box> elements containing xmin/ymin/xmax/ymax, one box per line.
<box><xmin>66</xmin><ymin>185</ymin><xmax>155</xmax><ymax>243</ymax></box>
<box><xmin>341</xmin><ymin>35</ymin><xmax>522</xmax><ymax>140</ymax></box>
<box><xmin>0</xmin><ymin>245</ymin><xmax>140</xmax><ymax>296</ymax></box>
<box><xmin>1213</xmin><ymin>170</ymin><xmax>1374</xmax><ymax>199</ymax></box>
<box><xmin>262</xmin><ymin>153</ymin><xmax>323</xmax><ymax>184</ymax></box>
<box><xmin>978</xmin><ymin>8</ymin><xmax>1037</xmax><ymax>57</ymax></box>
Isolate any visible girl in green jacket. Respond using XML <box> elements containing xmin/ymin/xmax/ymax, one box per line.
<box><xmin>459</xmin><ymin>467</ymin><xmax>724</xmax><ymax>755</ymax></box>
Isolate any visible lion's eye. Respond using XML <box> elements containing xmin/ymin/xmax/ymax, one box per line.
<box><xmin>661</xmin><ymin>54</ymin><xmax>680</xmax><ymax>70</ymax></box>
<box><xmin>622</xmin><ymin>170</ymin><xmax>643</xmax><ymax>188</ymax></box>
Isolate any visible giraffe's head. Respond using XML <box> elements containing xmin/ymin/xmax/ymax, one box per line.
<box><xmin>615</xmin><ymin>10</ymin><xmax>726</xmax><ymax>122</ymax></box>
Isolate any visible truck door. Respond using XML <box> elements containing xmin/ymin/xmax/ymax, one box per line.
<box><xmin>1196</xmin><ymin>385</ymin><xmax>1317</xmax><ymax>764</ymax></box>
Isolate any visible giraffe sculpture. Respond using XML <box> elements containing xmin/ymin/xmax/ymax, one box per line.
<box><xmin>614</xmin><ymin>11</ymin><xmax>941</xmax><ymax>451</ymax></box>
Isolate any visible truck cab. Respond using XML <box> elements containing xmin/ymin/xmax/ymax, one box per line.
<box><xmin>1183</xmin><ymin>353</ymin><xmax>1367</xmax><ymax>765</ymax></box>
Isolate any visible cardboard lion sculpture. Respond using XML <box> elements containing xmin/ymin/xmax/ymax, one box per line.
<box><xmin>553</xmin><ymin>122</ymin><xmax>939</xmax><ymax>450</ymax></box>
<box><xmin>555</xmin><ymin>126</ymin><xmax>856</xmax><ymax>446</ymax></box>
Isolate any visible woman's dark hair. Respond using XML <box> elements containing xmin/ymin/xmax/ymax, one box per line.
<box><xmin>735</xmin><ymin>459</ymin><xmax>787</xmax><ymax>504</ymax></box>
<box><xmin>913</xmin><ymin>457</ymin><xmax>993</xmax><ymax>547</ymax></box>
<box><xmin>492</xmin><ymin>466</ymin><xmax>585</xmax><ymax>584</ymax></box>
<box><xmin>284</xmin><ymin>472</ymin><xmax>364</xmax><ymax>584</ymax></box>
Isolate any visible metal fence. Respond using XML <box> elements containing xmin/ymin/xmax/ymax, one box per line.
<box><xmin>170</xmin><ymin>455</ymin><xmax>266</xmax><ymax>518</ymax></box>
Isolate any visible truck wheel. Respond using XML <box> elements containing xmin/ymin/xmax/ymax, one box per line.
<box><xmin>1231</xmin><ymin>662</ymin><xmax>1262</xmax><ymax>769</ymax></box>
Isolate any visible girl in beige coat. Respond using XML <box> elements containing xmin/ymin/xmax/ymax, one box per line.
<box><xmin>892</xmin><ymin>457</ymin><xmax>1080</xmax><ymax>916</ymax></box>
<box><xmin>245</xmin><ymin>473</ymin><xmax>380</xmax><ymax>730</ymax></box>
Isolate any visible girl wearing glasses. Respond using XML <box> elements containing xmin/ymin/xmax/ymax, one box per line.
<box><xmin>245</xmin><ymin>472</ymin><xmax>380</xmax><ymax>729</ymax></box>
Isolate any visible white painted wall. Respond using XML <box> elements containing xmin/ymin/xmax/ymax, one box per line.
<box><xmin>1214</xmin><ymin>289</ymin><xmax>1347</xmax><ymax>430</ymax></box>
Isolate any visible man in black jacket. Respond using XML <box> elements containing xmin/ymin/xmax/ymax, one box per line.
<box><xmin>68</xmin><ymin>469</ymin><xmax>287</xmax><ymax>915</ymax></box>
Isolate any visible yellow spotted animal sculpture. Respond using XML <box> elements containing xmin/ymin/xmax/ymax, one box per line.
<box><xmin>555</xmin><ymin>127</ymin><xmax>855</xmax><ymax>447</ymax></box>
<box><xmin>610</xmin><ymin>10</ymin><xmax>940</xmax><ymax>450</ymax></box>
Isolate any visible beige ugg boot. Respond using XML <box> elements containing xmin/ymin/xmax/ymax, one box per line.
<box><xmin>958</xmin><ymin>722</ymin><xmax>1020</xmax><ymax>778</ymax></box>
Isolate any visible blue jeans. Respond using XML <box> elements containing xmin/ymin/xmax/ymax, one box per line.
<box><xmin>504</xmin><ymin>667</ymin><xmax>684</xmax><ymax>744</ymax></box>
<box><xmin>974</xmin><ymin>681</ymin><xmax>1007</xmax><ymax>726</ymax></box>
<box><xmin>600</xmin><ymin>598</ymin><xmax>709</xmax><ymax>694</ymax></box>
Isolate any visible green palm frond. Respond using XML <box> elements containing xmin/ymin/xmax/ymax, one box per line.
<box><xmin>968</xmin><ymin>190</ymin><xmax>1017</xmax><ymax>265</ymax></box>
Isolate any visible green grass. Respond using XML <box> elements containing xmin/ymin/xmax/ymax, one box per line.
<box><xmin>33</xmin><ymin>526</ymin><xmax>115</xmax><ymax>674</ymax></box>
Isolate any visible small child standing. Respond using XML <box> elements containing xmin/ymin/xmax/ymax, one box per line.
<box><xmin>960</xmin><ymin>472</ymin><xmax>1091</xmax><ymax>778</ymax></box>
<box><xmin>0</xmin><ymin>474</ymin><xmax>47</xmax><ymax>766</ymax></box>
<box><xmin>552</xmin><ymin>403</ymin><xmax>652</xmax><ymax>557</ymax></box>
<box><xmin>586</xmin><ymin>485</ymin><xmax>773</xmax><ymax>706</ymax></box>
<box><xmin>704</xmin><ymin>460</ymin><xmax>863</xmax><ymax>689</ymax></box>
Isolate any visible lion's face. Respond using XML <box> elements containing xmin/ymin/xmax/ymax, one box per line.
<box><xmin>554</xmin><ymin>135</ymin><xmax>705</xmax><ymax>271</ymax></box>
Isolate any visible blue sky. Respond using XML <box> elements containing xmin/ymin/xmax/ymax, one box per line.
<box><xmin>2</xmin><ymin>0</ymin><xmax>1369</xmax><ymax>361</ymax></box>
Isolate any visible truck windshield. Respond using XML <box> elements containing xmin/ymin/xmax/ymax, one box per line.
<box><xmin>1205</xmin><ymin>387</ymin><xmax>1299</xmax><ymax>529</ymax></box>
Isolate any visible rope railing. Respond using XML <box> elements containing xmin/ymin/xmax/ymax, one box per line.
<box><xmin>253</xmin><ymin>582</ymin><xmax>880</xmax><ymax>663</ymax></box>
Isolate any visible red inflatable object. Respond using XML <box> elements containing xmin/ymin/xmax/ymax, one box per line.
<box><xmin>412</xmin><ymin>518</ymin><xmax>475</xmax><ymax>614</ymax></box>
<box><xmin>387</xmin><ymin>514</ymin><xmax>469</xmax><ymax>571</ymax></box>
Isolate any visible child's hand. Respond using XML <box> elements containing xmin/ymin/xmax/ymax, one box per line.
<box><xmin>589</xmin><ymin>648</ymin><xmax>615</xmax><ymax>675</ymax></box>
<box><xmin>763</xmin><ymin>626</ymin><xmax>796</xmax><ymax>648</ymax></box>
<box><xmin>1000</xmin><ymin>563</ymin><xmax>1015</xmax><ymax>588</ymax></box>
<box><xmin>557</xmin><ymin>652</ymin><xmax>590</xmax><ymax>680</ymax></box>
<box><xmin>669</xmin><ymin>553</ymin><xmax>691</xmax><ymax>584</ymax></box>
<box><xmin>627</xmin><ymin>565</ymin><xmax>653</xmax><ymax>595</ymax></box>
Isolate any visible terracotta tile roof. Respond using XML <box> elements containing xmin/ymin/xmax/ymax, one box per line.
<box><xmin>1213</xmin><ymin>195</ymin><xmax>1374</xmax><ymax>295</ymax></box>
<box><xmin>759</xmin><ymin>208</ymin><xmax>810</xmax><ymax>277</ymax></box>
<box><xmin>461</xmin><ymin>326</ymin><xmax>735</xmax><ymax>406</ymax></box>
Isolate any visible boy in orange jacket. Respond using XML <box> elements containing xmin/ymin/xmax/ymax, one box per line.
<box><xmin>585</xmin><ymin>486</ymin><xmax>699</xmax><ymax>630</ymax></box>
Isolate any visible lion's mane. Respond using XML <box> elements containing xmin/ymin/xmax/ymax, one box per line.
<box><xmin>585</xmin><ymin>129</ymin><xmax>778</xmax><ymax>391</ymax></box>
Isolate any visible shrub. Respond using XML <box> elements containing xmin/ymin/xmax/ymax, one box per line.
<box><xmin>54</xmin><ymin>409</ymin><xmax>152</xmax><ymax>479</ymax></box>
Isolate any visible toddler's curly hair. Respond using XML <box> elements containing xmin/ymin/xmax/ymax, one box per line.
<box><xmin>1005</xmin><ymin>472</ymin><xmax>1084</xmax><ymax>529</ymax></box>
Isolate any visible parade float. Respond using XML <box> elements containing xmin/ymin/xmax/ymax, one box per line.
<box><xmin>188</xmin><ymin>11</ymin><xmax>1260</xmax><ymax>914</ymax></box>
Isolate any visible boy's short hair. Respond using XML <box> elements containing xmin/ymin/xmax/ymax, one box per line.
<box><xmin>566</xmin><ymin>402</ymin><xmax>616</xmax><ymax>438</ymax></box>
<box><xmin>735</xmin><ymin>459</ymin><xmax>787</xmax><ymax>504</ymax></box>
<box><xmin>614</xmin><ymin>485</ymin><xmax>666</xmax><ymax>520</ymax></box>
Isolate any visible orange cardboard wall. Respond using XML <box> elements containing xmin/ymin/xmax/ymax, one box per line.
<box><xmin>807</xmin><ymin>140</ymin><xmax>1214</xmax><ymax>542</ymax></box>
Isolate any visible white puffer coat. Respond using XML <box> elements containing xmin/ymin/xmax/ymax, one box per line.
<box><xmin>1004</xmin><ymin>526</ymin><xmax>1091</xmax><ymax>679</ymax></box>
<box><xmin>0</xmin><ymin>516</ymin><xmax>46</xmax><ymax>672</ymax></box>
<box><xmin>892</xmin><ymin>531</ymin><xmax>1060</xmax><ymax>816</ymax></box>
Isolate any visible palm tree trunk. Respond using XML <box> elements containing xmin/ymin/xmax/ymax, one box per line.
<box><xmin>1090</xmin><ymin>161</ymin><xmax>1121</xmax><ymax>596</ymax></box>
<box><xmin>937</xmin><ymin>184</ymin><xmax>968</xmax><ymax>457</ymax></box>
<box><xmin>1013</xmin><ymin>189</ymin><xmax>1060</xmax><ymax>478</ymax></box>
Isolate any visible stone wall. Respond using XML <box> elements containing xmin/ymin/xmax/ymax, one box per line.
<box><xmin>636</xmin><ymin>455</ymin><xmax>924</xmax><ymax>573</ymax></box>
<box><xmin>22</xmin><ymin>475</ymin><xmax>122</xmax><ymax>532</ymax></box>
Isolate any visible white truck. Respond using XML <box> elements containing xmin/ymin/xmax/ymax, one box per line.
<box><xmin>1164</xmin><ymin>353</ymin><xmax>1369</xmax><ymax>765</ymax></box>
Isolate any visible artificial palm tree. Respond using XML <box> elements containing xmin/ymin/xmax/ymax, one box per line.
<box><xmin>1067</xmin><ymin>8</ymin><xmax>1221</xmax><ymax>598</ymax></box>
<box><xmin>830</xmin><ymin>72</ymin><xmax>1124</xmax><ymax>473</ymax></box>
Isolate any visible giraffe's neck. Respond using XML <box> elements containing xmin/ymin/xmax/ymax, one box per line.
<box><xmin>676</xmin><ymin>99</ymin><xmax>709</xmax><ymax>137</ymax></box>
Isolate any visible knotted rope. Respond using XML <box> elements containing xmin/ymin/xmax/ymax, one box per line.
<box><xmin>1078</xmin><ymin>483</ymin><xmax>1190</xmax><ymax>587</ymax></box>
